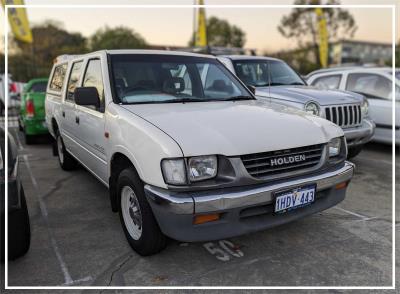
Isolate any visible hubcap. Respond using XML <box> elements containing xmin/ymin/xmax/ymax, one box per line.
<box><xmin>121</xmin><ymin>186</ymin><xmax>142</xmax><ymax>240</ymax></box>
<box><xmin>57</xmin><ymin>136</ymin><xmax>64</xmax><ymax>164</ymax></box>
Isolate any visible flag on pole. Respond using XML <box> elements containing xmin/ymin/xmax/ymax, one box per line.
<box><xmin>1</xmin><ymin>0</ymin><xmax>33</xmax><ymax>43</ymax></box>
<box><xmin>315</xmin><ymin>7</ymin><xmax>328</xmax><ymax>68</ymax></box>
<box><xmin>195</xmin><ymin>0</ymin><xmax>207</xmax><ymax>47</ymax></box>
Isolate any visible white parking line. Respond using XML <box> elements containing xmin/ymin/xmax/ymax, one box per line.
<box><xmin>13</xmin><ymin>129</ymin><xmax>24</xmax><ymax>151</ymax></box>
<box><xmin>22</xmin><ymin>154</ymin><xmax>91</xmax><ymax>285</ymax></box>
<box><xmin>333</xmin><ymin>206</ymin><xmax>370</xmax><ymax>220</ymax></box>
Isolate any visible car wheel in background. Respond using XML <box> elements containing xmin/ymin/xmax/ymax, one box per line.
<box><xmin>347</xmin><ymin>146</ymin><xmax>363</xmax><ymax>159</ymax></box>
<box><xmin>117</xmin><ymin>167</ymin><xmax>167</xmax><ymax>256</ymax></box>
<box><xmin>7</xmin><ymin>187</ymin><xmax>31</xmax><ymax>260</ymax></box>
<box><xmin>56</xmin><ymin>130</ymin><xmax>77</xmax><ymax>171</ymax></box>
<box><xmin>24</xmin><ymin>132</ymin><xmax>35</xmax><ymax>145</ymax></box>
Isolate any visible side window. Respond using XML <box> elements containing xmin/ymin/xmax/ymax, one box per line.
<box><xmin>30</xmin><ymin>82</ymin><xmax>47</xmax><ymax>93</ymax></box>
<box><xmin>346</xmin><ymin>73</ymin><xmax>392</xmax><ymax>100</ymax></box>
<box><xmin>82</xmin><ymin>59</ymin><xmax>105</xmax><ymax>110</ymax></box>
<box><xmin>49</xmin><ymin>63</ymin><xmax>67</xmax><ymax>92</ymax></box>
<box><xmin>66</xmin><ymin>61</ymin><xmax>83</xmax><ymax>102</ymax></box>
<box><xmin>311</xmin><ymin>75</ymin><xmax>341</xmax><ymax>90</ymax></box>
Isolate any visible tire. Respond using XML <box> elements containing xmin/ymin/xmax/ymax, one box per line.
<box><xmin>24</xmin><ymin>132</ymin><xmax>35</xmax><ymax>145</ymax></box>
<box><xmin>7</xmin><ymin>187</ymin><xmax>31</xmax><ymax>260</ymax></box>
<box><xmin>55</xmin><ymin>130</ymin><xmax>77</xmax><ymax>171</ymax></box>
<box><xmin>18</xmin><ymin>119</ymin><xmax>23</xmax><ymax>132</ymax></box>
<box><xmin>117</xmin><ymin>167</ymin><xmax>166</xmax><ymax>256</ymax></box>
<box><xmin>347</xmin><ymin>146</ymin><xmax>363</xmax><ymax>159</ymax></box>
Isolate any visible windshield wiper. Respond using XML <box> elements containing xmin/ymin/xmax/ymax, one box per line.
<box><xmin>163</xmin><ymin>97</ymin><xmax>212</xmax><ymax>103</ymax></box>
<box><xmin>289</xmin><ymin>82</ymin><xmax>305</xmax><ymax>85</ymax></box>
<box><xmin>222</xmin><ymin>95</ymin><xmax>254</xmax><ymax>101</ymax></box>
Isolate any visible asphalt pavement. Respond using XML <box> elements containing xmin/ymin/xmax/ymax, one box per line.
<box><xmin>1</xmin><ymin>128</ymin><xmax>399</xmax><ymax>293</ymax></box>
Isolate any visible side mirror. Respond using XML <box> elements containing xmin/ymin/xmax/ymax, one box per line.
<box><xmin>247</xmin><ymin>85</ymin><xmax>256</xmax><ymax>95</ymax></box>
<box><xmin>75</xmin><ymin>87</ymin><xmax>100</xmax><ymax>108</ymax></box>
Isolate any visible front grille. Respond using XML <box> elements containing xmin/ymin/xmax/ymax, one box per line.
<box><xmin>241</xmin><ymin>144</ymin><xmax>324</xmax><ymax>179</ymax></box>
<box><xmin>325</xmin><ymin>104</ymin><xmax>362</xmax><ymax>128</ymax></box>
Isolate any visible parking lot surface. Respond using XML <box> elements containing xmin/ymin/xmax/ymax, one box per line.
<box><xmin>2</xmin><ymin>128</ymin><xmax>399</xmax><ymax>290</ymax></box>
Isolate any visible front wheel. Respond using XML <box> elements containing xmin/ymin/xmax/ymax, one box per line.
<box><xmin>117</xmin><ymin>167</ymin><xmax>166</xmax><ymax>256</ymax></box>
<box><xmin>56</xmin><ymin>130</ymin><xmax>77</xmax><ymax>171</ymax></box>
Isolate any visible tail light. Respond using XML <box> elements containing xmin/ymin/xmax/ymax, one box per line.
<box><xmin>26</xmin><ymin>100</ymin><xmax>35</xmax><ymax>118</ymax></box>
<box><xmin>9</xmin><ymin>83</ymin><xmax>17</xmax><ymax>93</ymax></box>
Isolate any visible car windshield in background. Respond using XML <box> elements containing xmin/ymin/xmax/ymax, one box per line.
<box><xmin>30</xmin><ymin>82</ymin><xmax>47</xmax><ymax>93</ymax></box>
<box><xmin>233</xmin><ymin>59</ymin><xmax>305</xmax><ymax>87</ymax></box>
<box><xmin>110</xmin><ymin>54</ymin><xmax>252</xmax><ymax>104</ymax></box>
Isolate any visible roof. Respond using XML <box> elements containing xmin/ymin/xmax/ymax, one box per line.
<box><xmin>221</xmin><ymin>55</ymin><xmax>281</xmax><ymax>62</ymax></box>
<box><xmin>106</xmin><ymin>49</ymin><xmax>216</xmax><ymax>59</ymax></box>
<box><xmin>307</xmin><ymin>66</ymin><xmax>399</xmax><ymax>78</ymax></box>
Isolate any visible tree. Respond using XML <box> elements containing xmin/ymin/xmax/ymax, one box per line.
<box><xmin>189</xmin><ymin>16</ymin><xmax>246</xmax><ymax>48</ymax></box>
<box><xmin>278</xmin><ymin>0</ymin><xmax>357</xmax><ymax>66</ymax></box>
<box><xmin>8</xmin><ymin>21</ymin><xmax>88</xmax><ymax>81</ymax></box>
<box><xmin>90</xmin><ymin>26</ymin><xmax>147</xmax><ymax>51</ymax></box>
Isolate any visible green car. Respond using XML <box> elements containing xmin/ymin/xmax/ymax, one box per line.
<box><xmin>19</xmin><ymin>78</ymin><xmax>49</xmax><ymax>144</ymax></box>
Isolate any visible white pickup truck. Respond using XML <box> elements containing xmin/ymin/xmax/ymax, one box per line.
<box><xmin>45</xmin><ymin>50</ymin><xmax>354</xmax><ymax>255</ymax></box>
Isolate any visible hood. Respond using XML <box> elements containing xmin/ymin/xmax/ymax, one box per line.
<box><xmin>122</xmin><ymin>100</ymin><xmax>343</xmax><ymax>157</ymax></box>
<box><xmin>256</xmin><ymin>85</ymin><xmax>363</xmax><ymax>106</ymax></box>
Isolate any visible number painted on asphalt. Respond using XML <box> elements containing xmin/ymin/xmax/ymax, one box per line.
<box><xmin>203</xmin><ymin>240</ymin><xmax>244</xmax><ymax>261</ymax></box>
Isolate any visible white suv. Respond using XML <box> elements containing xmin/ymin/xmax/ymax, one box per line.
<box><xmin>307</xmin><ymin>67</ymin><xmax>400</xmax><ymax>144</ymax></box>
<box><xmin>45</xmin><ymin>50</ymin><xmax>354</xmax><ymax>255</ymax></box>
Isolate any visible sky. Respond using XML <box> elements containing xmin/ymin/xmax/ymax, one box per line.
<box><xmin>0</xmin><ymin>0</ymin><xmax>399</xmax><ymax>53</ymax></box>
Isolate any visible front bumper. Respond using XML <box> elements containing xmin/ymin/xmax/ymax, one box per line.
<box><xmin>145</xmin><ymin>161</ymin><xmax>355</xmax><ymax>242</ymax></box>
<box><xmin>343</xmin><ymin>119</ymin><xmax>375</xmax><ymax>148</ymax></box>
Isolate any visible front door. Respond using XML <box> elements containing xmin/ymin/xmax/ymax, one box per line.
<box><xmin>74</xmin><ymin>58</ymin><xmax>108</xmax><ymax>183</ymax></box>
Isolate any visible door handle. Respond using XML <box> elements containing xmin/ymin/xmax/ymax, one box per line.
<box><xmin>75</xmin><ymin>116</ymin><xmax>80</xmax><ymax>124</ymax></box>
<box><xmin>62</xmin><ymin>111</ymin><xmax>65</xmax><ymax>117</ymax></box>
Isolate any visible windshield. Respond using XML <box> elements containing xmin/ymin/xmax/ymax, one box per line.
<box><xmin>110</xmin><ymin>54</ymin><xmax>253</xmax><ymax>104</ymax></box>
<box><xmin>30</xmin><ymin>82</ymin><xmax>47</xmax><ymax>93</ymax></box>
<box><xmin>233</xmin><ymin>59</ymin><xmax>305</xmax><ymax>87</ymax></box>
<box><xmin>234</xmin><ymin>60</ymin><xmax>304</xmax><ymax>87</ymax></box>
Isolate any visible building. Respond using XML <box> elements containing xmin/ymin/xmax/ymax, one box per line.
<box><xmin>330</xmin><ymin>39</ymin><xmax>392</xmax><ymax>66</ymax></box>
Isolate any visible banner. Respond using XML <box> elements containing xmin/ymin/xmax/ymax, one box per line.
<box><xmin>315</xmin><ymin>7</ymin><xmax>328</xmax><ymax>68</ymax></box>
<box><xmin>1</xmin><ymin>0</ymin><xmax>33</xmax><ymax>43</ymax></box>
<box><xmin>195</xmin><ymin>0</ymin><xmax>207</xmax><ymax>47</ymax></box>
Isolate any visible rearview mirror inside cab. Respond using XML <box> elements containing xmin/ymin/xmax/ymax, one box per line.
<box><xmin>75</xmin><ymin>87</ymin><xmax>100</xmax><ymax>109</ymax></box>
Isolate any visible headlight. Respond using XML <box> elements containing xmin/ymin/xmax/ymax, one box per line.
<box><xmin>361</xmin><ymin>98</ymin><xmax>369</xmax><ymax>116</ymax></box>
<box><xmin>161</xmin><ymin>158</ymin><xmax>187</xmax><ymax>185</ymax></box>
<box><xmin>328</xmin><ymin>137</ymin><xmax>341</xmax><ymax>157</ymax></box>
<box><xmin>188</xmin><ymin>155</ymin><xmax>217</xmax><ymax>182</ymax></box>
<box><xmin>305</xmin><ymin>101</ymin><xmax>320</xmax><ymax>116</ymax></box>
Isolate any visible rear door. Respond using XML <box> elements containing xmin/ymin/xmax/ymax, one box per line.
<box><xmin>61</xmin><ymin>60</ymin><xmax>84</xmax><ymax>156</ymax></box>
<box><xmin>74</xmin><ymin>57</ymin><xmax>108</xmax><ymax>183</ymax></box>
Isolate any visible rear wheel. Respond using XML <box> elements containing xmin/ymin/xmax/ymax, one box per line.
<box><xmin>56</xmin><ymin>130</ymin><xmax>77</xmax><ymax>170</ymax></box>
<box><xmin>7</xmin><ymin>187</ymin><xmax>31</xmax><ymax>260</ymax></box>
<box><xmin>347</xmin><ymin>145</ymin><xmax>363</xmax><ymax>159</ymax></box>
<box><xmin>117</xmin><ymin>167</ymin><xmax>166</xmax><ymax>256</ymax></box>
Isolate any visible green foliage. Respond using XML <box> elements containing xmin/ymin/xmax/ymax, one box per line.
<box><xmin>189</xmin><ymin>16</ymin><xmax>246</xmax><ymax>48</ymax></box>
<box><xmin>278</xmin><ymin>0</ymin><xmax>357</xmax><ymax>66</ymax></box>
<box><xmin>8</xmin><ymin>21</ymin><xmax>88</xmax><ymax>81</ymax></box>
<box><xmin>90</xmin><ymin>26</ymin><xmax>147</xmax><ymax>51</ymax></box>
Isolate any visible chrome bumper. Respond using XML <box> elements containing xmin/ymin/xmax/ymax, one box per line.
<box><xmin>343</xmin><ymin>119</ymin><xmax>375</xmax><ymax>147</ymax></box>
<box><xmin>145</xmin><ymin>161</ymin><xmax>355</xmax><ymax>215</ymax></box>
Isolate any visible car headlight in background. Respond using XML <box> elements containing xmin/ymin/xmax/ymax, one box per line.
<box><xmin>161</xmin><ymin>155</ymin><xmax>218</xmax><ymax>185</ymax></box>
<box><xmin>361</xmin><ymin>97</ymin><xmax>369</xmax><ymax>116</ymax></box>
<box><xmin>305</xmin><ymin>101</ymin><xmax>320</xmax><ymax>116</ymax></box>
<box><xmin>188</xmin><ymin>155</ymin><xmax>217</xmax><ymax>182</ymax></box>
<box><xmin>161</xmin><ymin>158</ymin><xmax>187</xmax><ymax>185</ymax></box>
<box><xmin>328</xmin><ymin>137</ymin><xmax>341</xmax><ymax>157</ymax></box>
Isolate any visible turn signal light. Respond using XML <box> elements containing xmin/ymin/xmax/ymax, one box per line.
<box><xmin>335</xmin><ymin>182</ymin><xmax>347</xmax><ymax>190</ymax></box>
<box><xmin>193</xmin><ymin>213</ymin><xmax>220</xmax><ymax>225</ymax></box>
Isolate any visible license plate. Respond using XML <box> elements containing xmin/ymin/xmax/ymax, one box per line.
<box><xmin>274</xmin><ymin>185</ymin><xmax>316</xmax><ymax>213</ymax></box>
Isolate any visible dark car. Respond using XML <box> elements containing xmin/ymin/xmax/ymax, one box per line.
<box><xmin>1</xmin><ymin>127</ymin><xmax>30</xmax><ymax>260</ymax></box>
